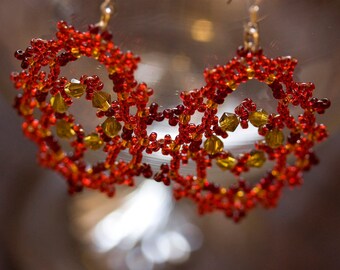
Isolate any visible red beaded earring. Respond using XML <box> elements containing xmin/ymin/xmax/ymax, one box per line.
<box><xmin>11</xmin><ymin>2</ymin><xmax>330</xmax><ymax>221</ymax></box>
<box><xmin>11</xmin><ymin>0</ymin><xmax>153</xmax><ymax>196</ymax></box>
<box><xmin>168</xmin><ymin>5</ymin><xmax>330</xmax><ymax>222</ymax></box>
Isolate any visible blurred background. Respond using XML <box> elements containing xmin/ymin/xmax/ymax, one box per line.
<box><xmin>1</xmin><ymin>0</ymin><xmax>340</xmax><ymax>269</ymax></box>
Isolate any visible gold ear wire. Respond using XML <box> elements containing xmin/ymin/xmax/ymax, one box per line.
<box><xmin>244</xmin><ymin>4</ymin><xmax>260</xmax><ymax>52</ymax></box>
<box><xmin>97</xmin><ymin>0</ymin><xmax>116</xmax><ymax>30</ymax></box>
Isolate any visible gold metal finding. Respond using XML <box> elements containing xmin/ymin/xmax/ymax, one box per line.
<box><xmin>244</xmin><ymin>5</ymin><xmax>260</xmax><ymax>52</ymax></box>
<box><xmin>97</xmin><ymin>0</ymin><xmax>116</xmax><ymax>30</ymax></box>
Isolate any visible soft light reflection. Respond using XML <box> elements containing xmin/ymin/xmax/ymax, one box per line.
<box><xmin>92</xmin><ymin>181</ymin><xmax>172</xmax><ymax>252</ymax></box>
<box><xmin>172</xmin><ymin>54</ymin><xmax>191</xmax><ymax>72</ymax></box>
<box><xmin>90</xmin><ymin>181</ymin><xmax>203</xmax><ymax>269</ymax></box>
<box><xmin>135</xmin><ymin>53</ymin><xmax>166</xmax><ymax>86</ymax></box>
<box><xmin>191</xmin><ymin>19</ymin><xmax>214</xmax><ymax>42</ymax></box>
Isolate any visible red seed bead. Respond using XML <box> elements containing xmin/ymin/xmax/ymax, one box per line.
<box><xmin>11</xmin><ymin>20</ymin><xmax>330</xmax><ymax>223</ymax></box>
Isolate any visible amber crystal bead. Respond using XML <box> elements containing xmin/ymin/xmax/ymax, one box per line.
<box><xmin>92</xmin><ymin>91</ymin><xmax>111</xmax><ymax>111</ymax></box>
<box><xmin>265</xmin><ymin>74</ymin><xmax>276</xmax><ymax>85</ymax></box>
<box><xmin>219</xmin><ymin>113</ymin><xmax>239</xmax><ymax>132</ymax></box>
<box><xmin>216</xmin><ymin>156</ymin><xmax>237</xmax><ymax>170</ymax></box>
<box><xmin>102</xmin><ymin>117</ymin><xmax>122</xmax><ymax>138</ymax></box>
<box><xmin>265</xmin><ymin>129</ymin><xmax>284</xmax><ymax>148</ymax></box>
<box><xmin>50</xmin><ymin>92</ymin><xmax>68</xmax><ymax>113</ymax></box>
<box><xmin>246</xmin><ymin>67</ymin><xmax>255</xmax><ymax>79</ymax></box>
<box><xmin>226</xmin><ymin>80</ymin><xmax>237</xmax><ymax>91</ymax></box>
<box><xmin>64</xmin><ymin>79</ymin><xmax>86</xmax><ymax>98</ymax></box>
<box><xmin>247</xmin><ymin>150</ymin><xmax>266</xmax><ymax>168</ymax></box>
<box><xmin>179</xmin><ymin>114</ymin><xmax>191</xmax><ymax>125</ymax></box>
<box><xmin>56</xmin><ymin>120</ymin><xmax>75</xmax><ymax>139</ymax></box>
<box><xmin>84</xmin><ymin>133</ymin><xmax>103</xmax><ymax>150</ymax></box>
<box><xmin>204</xmin><ymin>135</ymin><xmax>224</xmax><ymax>155</ymax></box>
<box><xmin>249</xmin><ymin>109</ymin><xmax>269</xmax><ymax>127</ymax></box>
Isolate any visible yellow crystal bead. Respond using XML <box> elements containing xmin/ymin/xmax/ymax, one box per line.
<box><xmin>102</xmin><ymin>117</ymin><xmax>122</xmax><ymax>138</ymax></box>
<box><xmin>236</xmin><ymin>190</ymin><xmax>245</xmax><ymax>198</ymax></box>
<box><xmin>265</xmin><ymin>74</ymin><xmax>276</xmax><ymax>84</ymax></box>
<box><xmin>84</xmin><ymin>133</ymin><xmax>103</xmax><ymax>150</ymax></box>
<box><xmin>246</xmin><ymin>67</ymin><xmax>255</xmax><ymax>79</ymax></box>
<box><xmin>92</xmin><ymin>48</ymin><xmax>100</xmax><ymax>59</ymax></box>
<box><xmin>247</xmin><ymin>150</ymin><xmax>266</xmax><ymax>168</ymax></box>
<box><xmin>19</xmin><ymin>104</ymin><xmax>33</xmax><ymax>116</ymax></box>
<box><xmin>216</xmin><ymin>156</ymin><xmax>237</xmax><ymax>170</ymax></box>
<box><xmin>179</xmin><ymin>114</ymin><xmax>191</xmax><ymax>124</ymax></box>
<box><xmin>204</xmin><ymin>135</ymin><xmax>224</xmax><ymax>155</ymax></box>
<box><xmin>207</xmin><ymin>99</ymin><xmax>217</xmax><ymax>109</ymax></box>
<box><xmin>71</xmin><ymin>47</ymin><xmax>81</xmax><ymax>58</ymax></box>
<box><xmin>219</xmin><ymin>113</ymin><xmax>239</xmax><ymax>132</ymax></box>
<box><xmin>56</xmin><ymin>120</ymin><xmax>75</xmax><ymax>139</ymax></box>
<box><xmin>50</xmin><ymin>92</ymin><xmax>68</xmax><ymax>113</ymax></box>
<box><xmin>92</xmin><ymin>91</ymin><xmax>111</xmax><ymax>111</ymax></box>
<box><xmin>249</xmin><ymin>109</ymin><xmax>269</xmax><ymax>127</ymax></box>
<box><xmin>64</xmin><ymin>79</ymin><xmax>86</xmax><ymax>98</ymax></box>
<box><xmin>109</xmin><ymin>66</ymin><xmax>118</xmax><ymax>75</ymax></box>
<box><xmin>226</xmin><ymin>80</ymin><xmax>237</xmax><ymax>91</ymax></box>
<box><xmin>265</xmin><ymin>129</ymin><xmax>284</xmax><ymax>148</ymax></box>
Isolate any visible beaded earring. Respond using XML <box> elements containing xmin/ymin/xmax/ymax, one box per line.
<box><xmin>169</xmin><ymin>5</ymin><xmax>330</xmax><ymax>222</ymax></box>
<box><xmin>11</xmin><ymin>0</ymin><xmax>152</xmax><ymax>196</ymax></box>
<box><xmin>11</xmin><ymin>1</ymin><xmax>330</xmax><ymax>221</ymax></box>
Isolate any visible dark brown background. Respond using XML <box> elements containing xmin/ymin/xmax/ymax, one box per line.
<box><xmin>1</xmin><ymin>0</ymin><xmax>340</xmax><ymax>269</ymax></box>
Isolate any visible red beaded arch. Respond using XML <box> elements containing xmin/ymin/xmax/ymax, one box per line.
<box><xmin>11</xmin><ymin>21</ymin><xmax>330</xmax><ymax>221</ymax></box>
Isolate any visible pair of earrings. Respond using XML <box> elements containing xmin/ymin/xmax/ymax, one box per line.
<box><xmin>11</xmin><ymin>1</ymin><xmax>330</xmax><ymax>222</ymax></box>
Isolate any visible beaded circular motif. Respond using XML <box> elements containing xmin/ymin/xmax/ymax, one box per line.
<box><xmin>11</xmin><ymin>21</ymin><xmax>330</xmax><ymax>221</ymax></box>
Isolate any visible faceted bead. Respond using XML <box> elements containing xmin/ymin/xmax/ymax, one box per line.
<box><xmin>226</xmin><ymin>80</ymin><xmax>237</xmax><ymax>91</ymax></box>
<box><xmin>179</xmin><ymin>114</ymin><xmax>191</xmax><ymax>124</ymax></box>
<box><xmin>92</xmin><ymin>91</ymin><xmax>111</xmax><ymax>111</ymax></box>
<box><xmin>247</xmin><ymin>150</ymin><xmax>266</xmax><ymax>168</ymax></box>
<box><xmin>265</xmin><ymin>74</ymin><xmax>276</xmax><ymax>84</ymax></box>
<box><xmin>84</xmin><ymin>133</ymin><xmax>103</xmax><ymax>150</ymax></box>
<box><xmin>102</xmin><ymin>117</ymin><xmax>121</xmax><ymax>138</ymax></box>
<box><xmin>249</xmin><ymin>109</ymin><xmax>269</xmax><ymax>127</ymax></box>
<box><xmin>19</xmin><ymin>104</ymin><xmax>33</xmax><ymax>116</ymax></box>
<box><xmin>64</xmin><ymin>79</ymin><xmax>86</xmax><ymax>98</ymax></box>
<box><xmin>216</xmin><ymin>156</ymin><xmax>237</xmax><ymax>170</ymax></box>
<box><xmin>265</xmin><ymin>129</ymin><xmax>284</xmax><ymax>148</ymax></box>
<box><xmin>56</xmin><ymin>119</ymin><xmax>75</xmax><ymax>139</ymax></box>
<box><xmin>50</xmin><ymin>92</ymin><xmax>68</xmax><ymax>113</ymax></box>
<box><xmin>219</xmin><ymin>113</ymin><xmax>239</xmax><ymax>132</ymax></box>
<box><xmin>71</xmin><ymin>47</ymin><xmax>81</xmax><ymax>58</ymax></box>
<box><xmin>246</xmin><ymin>67</ymin><xmax>255</xmax><ymax>79</ymax></box>
<box><xmin>204</xmin><ymin>135</ymin><xmax>224</xmax><ymax>155</ymax></box>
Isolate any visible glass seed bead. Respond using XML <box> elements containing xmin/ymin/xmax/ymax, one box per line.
<box><xmin>204</xmin><ymin>135</ymin><xmax>224</xmax><ymax>155</ymax></box>
<box><xmin>219</xmin><ymin>113</ymin><xmax>239</xmax><ymax>132</ymax></box>
<box><xmin>265</xmin><ymin>74</ymin><xmax>276</xmax><ymax>84</ymax></box>
<box><xmin>64</xmin><ymin>79</ymin><xmax>86</xmax><ymax>98</ymax></box>
<box><xmin>179</xmin><ymin>114</ymin><xmax>191</xmax><ymax>124</ymax></box>
<box><xmin>84</xmin><ymin>133</ymin><xmax>103</xmax><ymax>150</ymax></box>
<box><xmin>249</xmin><ymin>109</ymin><xmax>269</xmax><ymax>127</ymax></box>
<box><xmin>247</xmin><ymin>150</ymin><xmax>266</xmax><ymax>168</ymax></box>
<box><xmin>92</xmin><ymin>91</ymin><xmax>111</xmax><ymax>111</ymax></box>
<box><xmin>216</xmin><ymin>156</ymin><xmax>237</xmax><ymax>170</ymax></box>
<box><xmin>71</xmin><ymin>47</ymin><xmax>81</xmax><ymax>58</ymax></box>
<box><xmin>50</xmin><ymin>92</ymin><xmax>68</xmax><ymax>113</ymax></box>
<box><xmin>56</xmin><ymin>119</ymin><xmax>75</xmax><ymax>139</ymax></box>
<box><xmin>226</xmin><ymin>80</ymin><xmax>237</xmax><ymax>91</ymax></box>
<box><xmin>246</xmin><ymin>67</ymin><xmax>255</xmax><ymax>79</ymax></box>
<box><xmin>265</xmin><ymin>129</ymin><xmax>284</xmax><ymax>148</ymax></box>
<box><xmin>102</xmin><ymin>117</ymin><xmax>121</xmax><ymax>138</ymax></box>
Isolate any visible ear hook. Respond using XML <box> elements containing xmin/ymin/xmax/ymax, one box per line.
<box><xmin>244</xmin><ymin>4</ymin><xmax>260</xmax><ymax>52</ymax></box>
<box><xmin>97</xmin><ymin>0</ymin><xmax>116</xmax><ymax>30</ymax></box>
